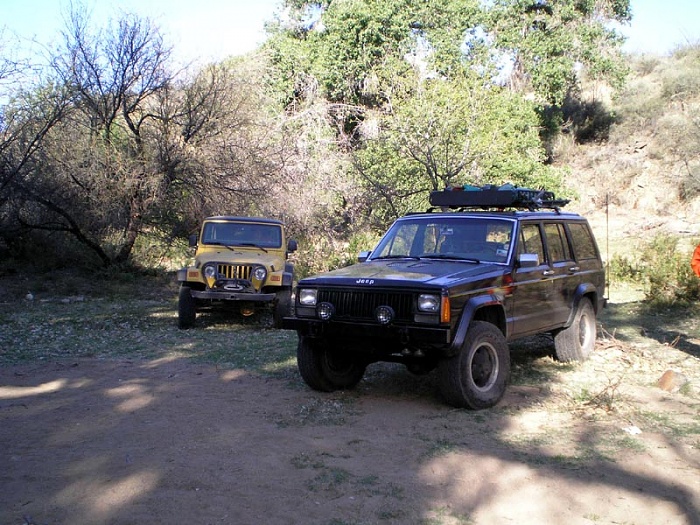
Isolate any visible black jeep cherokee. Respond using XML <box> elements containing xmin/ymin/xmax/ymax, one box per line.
<box><xmin>283</xmin><ymin>185</ymin><xmax>606</xmax><ymax>409</ymax></box>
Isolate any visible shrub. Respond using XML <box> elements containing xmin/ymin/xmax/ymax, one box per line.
<box><xmin>609</xmin><ymin>235</ymin><xmax>699</xmax><ymax>306</ymax></box>
<box><xmin>637</xmin><ymin>235</ymin><xmax>699</xmax><ymax>305</ymax></box>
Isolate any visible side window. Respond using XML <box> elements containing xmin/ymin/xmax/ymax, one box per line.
<box><xmin>518</xmin><ymin>224</ymin><xmax>545</xmax><ymax>263</ymax></box>
<box><xmin>568</xmin><ymin>223</ymin><xmax>598</xmax><ymax>260</ymax></box>
<box><xmin>544</xmin><ymin>223</ymin><xmax>572</xmax><ymax>263</ymax></box>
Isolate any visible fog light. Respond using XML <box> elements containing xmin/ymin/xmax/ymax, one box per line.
<box><xmin>375</xmin><ymin>305</ymin><xmax>394</xmax><ymax>325</ymax></box>
<box><xmin>317</xmin><ymin>302</ymin><xmax>335</xmax><ymax>321</ymax></box>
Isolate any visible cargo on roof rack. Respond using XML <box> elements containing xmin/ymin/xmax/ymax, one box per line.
<box><xmin>429</xmin><ymin>183</ymin><xmax>570</xmax><ymax>211</ymax></box>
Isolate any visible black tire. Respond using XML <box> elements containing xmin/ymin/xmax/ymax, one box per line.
<box><xmin>296</xmin><ymin>335</ymin><xmax>366</xmax><ymax>392</ymax></box>
<box><xmin>553</xmin><ymin>297</ymin><xmax>596</xmax><ymax>362</ymax></box>
<box><xmin>437</xmin><ymin>321</ymin><xmax>510</xmax><ymax>410</ymax></box>
<box><xmin>272</xmin><ymin>289</ymin><xmax>292</xmax><ymax>329</ymax></box>
<box><xmin>178</xmin><ymin>285</ymin><xmax>197</xmax><ymax>329</ymax></box>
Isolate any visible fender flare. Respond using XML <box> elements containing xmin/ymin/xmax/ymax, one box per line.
<box><xmin>282</xmin><ymin>262</ymin><xmax>295</xmax><ymax>287</ymax></box>
<box><xmin>562</xmin><ymin>283</ymin><xmax>599</xmax><ymax>328</ymax></box>
<box><xmin>447</xmin><ymin>295</ymin><xmax>506</xmax><ymax>357</ymax></box>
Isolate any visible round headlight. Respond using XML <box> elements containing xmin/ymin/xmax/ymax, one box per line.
<box><xmin>204</xmin><ymin>265</ymin><xmax>217</xmax><ymax>279</ymax></box>
<box><xmin>298</xmin><ymin>289</ymin><xmax>318</xmax><ymax>306</ymax></box>
<box><xmin>253</xmin><ymin>266</ymin><xmax>267</xmax><ymax>281</ymax></box>
<box><xmin>418</xmin><ymin>294</ymin><xmax>440</xmax><ymax>313</ymax></box>
<box><xmin>317</xmin><ymin>302</ymin><xmax>335</xmax><ymax>321</ymax></box>
<box><xmin>375</xmin><ymin>305</ymin><xmax>394</xmax><ymax>325</ymax></box>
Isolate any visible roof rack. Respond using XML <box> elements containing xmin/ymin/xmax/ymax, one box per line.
<box><xmin>428</xmin><ymin>184</ymin><xmax>570</xmax><ymax>212</ymax></box>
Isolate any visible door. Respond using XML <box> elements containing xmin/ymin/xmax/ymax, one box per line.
<box><xmin>511</xmin><ymin>222</ymin><xmax>558</xmax><ymax>337</ymax></box>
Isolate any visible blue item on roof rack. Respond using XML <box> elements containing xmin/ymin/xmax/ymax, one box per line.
<box><xmin>429</xmin><ymin>183</ymin><xmax>569</xmax><ymax>210</ymax></box>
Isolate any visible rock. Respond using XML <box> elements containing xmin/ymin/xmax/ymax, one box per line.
<box><xmin>657</xmin><ymin>370</ymin><xmax>689</xmax><ymax>393</ymax></box>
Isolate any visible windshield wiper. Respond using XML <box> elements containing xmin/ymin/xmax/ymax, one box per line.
<box><xmin>371</xmin><ymin>254</ymin><xmax>421</xmax><ymax>261</ymax></box>
<box><xmin>234</xmin><ymin>242</ymin><xmax>268</xmax><ymax>253</ymax></box>
<box><xmin>206</xmin><ymin>241</ymin><xmax>237</xmax><ymax>252</ymax></box>
<box><xmin>423</xmin><ymin>254</ymin><xmax>481</xmax><ymax>263</ymax></box>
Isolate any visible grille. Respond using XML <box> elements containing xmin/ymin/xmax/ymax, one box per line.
<box><xmin>217</xmin><ymin>264</ymin><xmax>252</xmax><ymax>280</ymax></box>
<box><xmin>318</xmin><ymin>289</ymin><xmax>414</xmax><ymax>322</ymax></box>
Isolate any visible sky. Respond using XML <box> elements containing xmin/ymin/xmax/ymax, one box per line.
<box><xmin>1</xmin><ymin>0</ymin><xmax>699</xmax><ymax>65</ymax></box>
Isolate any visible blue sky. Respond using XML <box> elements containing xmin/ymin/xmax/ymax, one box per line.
<box><xmin>1</xmin><ymin>0</ymin><xmax>699</xmax><ymax>64</ymax></box>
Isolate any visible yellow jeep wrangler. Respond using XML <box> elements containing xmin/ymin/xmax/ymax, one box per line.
<box><xmin>176</xmin><ymin>216</ymin><xmax>297</xmax><ymax>329</ymax></box>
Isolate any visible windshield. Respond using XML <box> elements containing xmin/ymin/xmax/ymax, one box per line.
<box><xmin>370</xmin><ymin>216</ymin><xmax>514</xmax><ymax>263</ymax></box>
<box><xmin>201</xmin><ymin>222</ymin><xmax>282</xmax><ymax>248</ymax></box>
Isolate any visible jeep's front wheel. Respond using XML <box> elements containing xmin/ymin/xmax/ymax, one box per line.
<box><xmin>438</xmin><ymin>321</ymin><xmax>510</xmax><ymax>410</ymax></box>
<box><xmin>273</xmin><ymin>289</ymin><xmax>292</xmax><ymax>329</ymax></box>
<box><xmin>553</xmin><ymin>297</ymin><xmax>596</xmax><ymax>362</ymax></box>
<box><xmin>178</xmin><ymin>285</ymin><xmax>197</xmax><ymax>329</ymax></box>
<box><xmin>297</xmin><ymin>335</ymin><xmax>366</xmax><ymax>391</ymax></box>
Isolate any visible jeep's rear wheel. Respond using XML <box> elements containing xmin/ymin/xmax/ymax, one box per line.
<box><xmin>438</xmin><ymin>321</ymin><xmax>510</xmax><ymax>410</ymax></box>
<box><xmin>178</xmin><ymin>285</ymin><xmax>197</xmax><ymax>329</ymax></box>
<box><xmin>273</xmin><ymin>289</ymin><xmax>292</xmax><ymax>329</ymax></box>
<box><xmin>553</xmin><ymin>297</ymin><xmax>596</xmax><ymax>362</ymax></box>
<box><xmin>297</xmin><ymin>335</ymin><xmax>366</xmax><ymax>391</ymax></box>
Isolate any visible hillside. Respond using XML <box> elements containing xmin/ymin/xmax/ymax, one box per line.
<box><xmin>559</xmin><ymin>47</ymin><xmax>700</xmax><ymax>265</ymax></box>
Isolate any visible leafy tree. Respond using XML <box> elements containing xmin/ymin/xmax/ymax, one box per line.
<box><xmin>482</xmin><ymin>0</ymin><xmax>631</xmax><ymax>119</ymax></box>
<box><xmin>354</xmin><ymin>72</ymin><xmax>562</xmax><ymax>224</ymax></box>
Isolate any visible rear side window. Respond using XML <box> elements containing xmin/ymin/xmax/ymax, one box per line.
<box><xmin>568</xmin><ymin>223</ymin><xmax>598</xmax><ymax>260</ymax></box>
<box><xmin>544</xmin><ymin>223</ymin><xmax>572</xmax><ymax>262</ymax></box>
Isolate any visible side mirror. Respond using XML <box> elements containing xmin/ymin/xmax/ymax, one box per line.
<box><xmin>188</xmin><ymin>234</ymin><xmax>198</xmax><ymax>247</ymax></box>
<box><xmin>358</xmin><ymin>250</ymin><xmax>371</xmax><ymax>262</ymax></box>
<box><xmin>517</xmin><ymin>253</ymin><xmax>539</xmax><ymax>268</ymax></box>
<box><xmin>287</xmin><ymin>239</ymin><xmax>298</xmax><ymax>253</ymax></box>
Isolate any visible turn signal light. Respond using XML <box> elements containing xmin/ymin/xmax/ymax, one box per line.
<box><xmin>441</xmin><ymin>295</ymin><xmax>451</xmax><ymax>324</ymax></box>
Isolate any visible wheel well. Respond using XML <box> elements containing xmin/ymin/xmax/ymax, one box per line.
<box><xmin>472</xmin><ymin>305</ymin><xmax>506</xmax><ymax>336</ymax></box>
<box><xmin>186</xmin><ymin>282</ymin><xmax>205</xmax><ymax>292</ymax></box>
<box><xmin>583</xmin><ymin>291</ymin><xmax>598</xmax><ymax>313</ymax></box>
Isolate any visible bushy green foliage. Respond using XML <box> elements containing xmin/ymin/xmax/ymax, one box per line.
<box><xmin>610</xmin><ymin>235</ymin><xmax>700</xmax><ymax>306</ymax></box>
<box><xmin>353</xmin><ymin>74</ymin><xmax>566</xmax><ymax>223</ymax></box>
<box><xmin>292</xmin><ymin>230</ymin><xmax>382</xmax><ymax>279</ymax></box>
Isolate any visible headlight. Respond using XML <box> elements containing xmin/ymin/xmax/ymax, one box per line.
<box><xmin>253</xmin><ymin>266</ymin><xmax>267</xmax><ymax>282</ymax></box>
<box><xmin>417</xmin><ymin>294</ymin><xmax>440</xmax><ymax>313</ymax></box>
<box><xmin>203</xmin><ymin>265</ymin><xmax>217</xmax><ymax>279</ymax></box>
<box><xmin>298</xmin><ymin>289</ymin><xmax>318</xmax><ymax>306</ymax></box>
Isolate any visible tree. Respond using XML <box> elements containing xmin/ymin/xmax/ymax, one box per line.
<box><xmin>0</xmin><ymin>34</ymin><xmax>74</xmax><ymax>257</ymax></box>
<box><xmin>353</xmin><ymin>73</ymin><xmax>561</xmax><ymax>224</ymax></box>
<box><xmin>2</xmin><ymin>7</ymin><xmax>291</xmax><ymax>267</ymax></box>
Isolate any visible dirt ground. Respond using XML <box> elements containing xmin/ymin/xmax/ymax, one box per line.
<box><xmin>1</xmin><ymin>338</ymin><xmax>699</xmax><ymax>525</ymax></box>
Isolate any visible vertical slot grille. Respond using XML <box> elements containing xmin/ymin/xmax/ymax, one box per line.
<box><xmin>218</xmin><ymin>264</ymin><xmax>251</xmax><ymax>280</ymax></box>
<box><xmin>317</xmin><ymin>289</ymin><xmax>414</xmax><ymax>321</ymax></box>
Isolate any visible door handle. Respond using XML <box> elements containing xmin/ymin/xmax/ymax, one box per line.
<box><xmin>542</xmin><ymin>270</ymin><xmax>555</xmax><ymax>276</ymax></box>
<box><xmin>568</xmin><ymin>266</ymin><xmax>580</xmax><ymax>272</ymax></box>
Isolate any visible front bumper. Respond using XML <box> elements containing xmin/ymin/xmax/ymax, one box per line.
<box><xmin>191</xmin><ymin>290</ymin><xmax>276</xmax><ymax>302</ymax></box>
<box><xmin>281</xmin><ymin>316</ymin><xmax>451</xmax><ymax>345</ymax></box>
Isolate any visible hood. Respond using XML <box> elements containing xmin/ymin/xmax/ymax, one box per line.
<box><xmin>196</xmin><ymin>247</ymin><xmax>285</xmax><ymax>270</ymax></box>
<box><xmin>300</xmin><ymin>258</ymin><xmax>505</xmax><ymax>288</ymax></box>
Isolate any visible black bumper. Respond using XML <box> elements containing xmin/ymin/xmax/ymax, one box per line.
<box><xmin>191</xmin><ymin>290</ymin><xmax>276</xmax><ymax>302</ymax></box>
<box><xmin>281</xmin><ymin>316</ymin><xmax>451</xmax><ymax>345</ymax></box>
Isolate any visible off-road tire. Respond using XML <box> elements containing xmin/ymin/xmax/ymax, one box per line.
<box><xmin>297</xmin><ymin>335</ymin><xmax>366</xmax><ymax>392</ymax></box>
<box><xmin>272</xmin><ymin>289</ymin><xmax>292</xmax><ymax>329</ymax></box>
<box><xmin>178</xmin><ymin>285</ymin><xmax>197</xmax><ymax>329</ymax></box>
<box><xmin>437</xmin><ymin>321</ymin><xmax>510</xmax><ymax>410</ymax></box>
<box><xmin>553</xmin><ymin>297</ymin><xmax>596</xmax><ymax>362</ymax></box>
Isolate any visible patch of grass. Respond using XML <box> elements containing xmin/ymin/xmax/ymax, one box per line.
<box><xmin>638</xmin><ymin>411</ymin><xmax>700</xmax><ymax>439</ymax></box>
<box><xmin>275</xmin><ymin>395</ymin><xmax>360</xmax><ymax>427</ymax></box>
<box><xmin>419</xmin><ymin>437</ymin><xmax>459</xmax><ymax>459</ymax></box>
<box><xmin>0</xmin><ymin>294</ymin><xmax>298</xmax><ymax>374</ymax></box>
<box><xmin>422</xmin><ymin>506</ymin><xmax>474</xmax><ymax>525</ymax></box>
<box><xmin>307</xmin><ymin>467</ymin><xmax>352</xmax><ymax>492</ymax></box>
